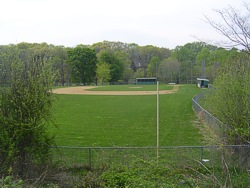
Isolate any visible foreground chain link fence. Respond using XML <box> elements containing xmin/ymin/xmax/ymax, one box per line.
<box><xmin>51</xmin><ymin>145</ymin><xmax>249</xmax><ymax>171</ymax></box>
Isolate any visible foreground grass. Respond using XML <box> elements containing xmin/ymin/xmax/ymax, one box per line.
<box><xmin>51</xmin><ymin>85</ymin><xmax>203</xmax><ymax>146</ymax></box>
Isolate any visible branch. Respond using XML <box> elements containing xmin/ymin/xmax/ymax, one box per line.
<box><xmin>204</xmin><ymin>4</ymin><xmax>250</xmax><ymax>52</ymax></box>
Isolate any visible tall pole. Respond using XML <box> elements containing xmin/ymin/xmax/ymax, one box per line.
<box><xmin>157</xmin><ymin>81</ymin><xmax>159</xmax><ymax>163</ymax></box>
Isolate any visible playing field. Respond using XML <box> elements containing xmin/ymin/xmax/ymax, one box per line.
<box><xmin>51</xmin><ymin>85</ymin><xmax>203</xmax><ymax>147</ymax></box>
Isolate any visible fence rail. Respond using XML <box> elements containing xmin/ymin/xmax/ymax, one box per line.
<box><xmin>52</xmin><ymin>145</ymin><xmax>250</xmax><ymax>171</ymax></box>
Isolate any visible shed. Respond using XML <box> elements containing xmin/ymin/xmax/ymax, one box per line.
<box><xmin>197</xmin><ymin>78</ymin><xmax>209</xmax><ymax>88</ymax></box>
<box><xmin>136</xmin><ymin>77</ymin><xmax>157</xmax><ymax>85</ymax></box>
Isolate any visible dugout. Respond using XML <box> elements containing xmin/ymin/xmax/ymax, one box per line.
<box><xmin>197</xmin><ymin>78</ymin><xmax>209</xmax><ymax>88</ymax></box>
<box><xmin>136</xmin><ymin>77</ymin><xmax>157</xmax><ymax>85</ymax></box>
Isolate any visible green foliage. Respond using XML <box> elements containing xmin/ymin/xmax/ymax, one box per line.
<box><xmin>146</xmin><ymin>56</ymin><xmax>160</xmax><ymax>77</ymax></box>
<box><xmin>52</xmin><ymin>46</ymin><xmax>70</xmax><ymax>86</ymax></box>
<box><xmin>122</xmin><ymin>68</ymin><xmax>134</xmax><ymax>83</ymax></box>
<box><xmin>0</xmin><ymin>176</ymin><xmax>23</xmax><ymax>188</ymax></box>
<box><xmin>100</xmin><ymin>160</ymin><xmax>194</xmax><ymax>187</ymax></box>
<box><xmin>195</xmin><ymin>48</ymin><xmax>210</xmax><ymax>66</ymax></box>
<box><xmin>2</xmin><ymin>41</ymin><xmax>246</xmax><ymax>86</ymax></box>
<box><xmin>205</xmin><ymin>53</ymin><xmax>250</xmax><ymax>144</ymax></box>
<box><xmin>96</xmin><ymin>62</ymin><xmax>111</xmax><ymax>85</ymax></box>
<box><xmin>0</xmin><ymin>46</ymin><xmax>56</xmax><ymax>177</ymax></box>
<box><xmin>99</xmin><ymin>51</ymin><xmax>124</xmax><ymax>82</ymax></box>
<box><xmin>68</xmin><ymin>46</ymin><xmax>97</xmax><ymax>85</ymax></box>
<box><xmin>135</xmin><ymin>68</ymin><xmax>145</xmax><ymax>78</ymax></box>
<box><xmin>160</xmin><ymin>56</ymin><xmax>180</xmax><ymax>83</ymax></box>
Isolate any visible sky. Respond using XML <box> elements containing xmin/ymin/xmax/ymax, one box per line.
<box><xmin>0</xmin><ymin>0</ymin><xmax>247</xmax><ymax>49</ymax></box>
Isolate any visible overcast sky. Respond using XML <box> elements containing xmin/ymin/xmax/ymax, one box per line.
<box><xmin>0</xmin><ymin>0</ymin><xmax>246</xmax><ymax>49</ymax></box>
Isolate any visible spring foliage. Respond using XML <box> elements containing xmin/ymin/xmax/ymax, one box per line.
<box><xmin>206</xmin><ymin>53</ymin><xmax>250</xmax><ymax>144</ymax></box>
<box><xmin>0</xmin><ymin>46</ymin><xmax>56</xmax><ymax>177</ymax></box>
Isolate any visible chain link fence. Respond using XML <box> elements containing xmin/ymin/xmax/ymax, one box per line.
<box><xmin>51</xmin><ymin>145</ymin><xmax>250</xmax><ymax>171</ymax></box>
<box><xmin>192</xmin><ymin>92</ymin><xmax>229</xmax><ymax>140</ymax></box>
<box><xmin>192</xmin><ymin>92</ymin><xmax>250</xmax><ymax>145</ymax></box>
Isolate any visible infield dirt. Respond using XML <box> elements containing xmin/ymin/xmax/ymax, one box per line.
<box><xmin>52</xmin><ymin>85</ymin><xmax>179</xmax><ymax>95</ymax></box>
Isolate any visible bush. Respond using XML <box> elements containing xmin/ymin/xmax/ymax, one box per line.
<box><xmin>0</xmin><ymin>46</ymin><xmax>56</xmax><ymax>179</ymax></box>
<box><xmin>0</xmin><ymin>176</ymin><xmax>23</xmax><ymax>188</ymax></box>
<box><xmin>100</xmin><ymin>159</ymin><xmax>195</xmax><ymax>187</ymax></box>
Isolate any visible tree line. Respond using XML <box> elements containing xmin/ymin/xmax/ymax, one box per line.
<box><xmin>0</xmin><ymin>41</ymin><xmax>245</xmax><ymax>86</ymax></box>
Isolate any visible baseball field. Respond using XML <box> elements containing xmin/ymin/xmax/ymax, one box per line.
<box><xmin>51</xmin><ymin>84</ymin><xmax>203</xmax><ymax>147</ymax></box>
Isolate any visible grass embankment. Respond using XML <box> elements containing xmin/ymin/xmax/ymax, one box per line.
<box><xmin>51</xmin><ymin>85</ymin><xmax>203</xmax><ymax>146</ymax></box>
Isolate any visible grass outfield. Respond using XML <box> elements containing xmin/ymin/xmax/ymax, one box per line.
<box><xmin>88</xmin><ymin>84</ymin><xmax>173</xmax><ymax>91</ymax></box>
<box><xmin>51</xmin><ymin>85</ymin><xmax>204</xmax><ymax>147</ymax></box>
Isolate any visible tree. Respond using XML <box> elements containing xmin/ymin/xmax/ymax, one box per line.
<box><xmin>123</xmin><ymin>68</ymin><xmax>135</xmax><ymax>83</ymax></box>
<box><xmin>160</xmin><ymin>57</ymin><xmax>180</xmax><ymax>83</ymax></box>
<box><xmin>204</xmin><ymin>3</ymin><xmax>250</xmax><ymax>144</ymax></box>
<box><xmin>96</xmin><ymin>62</ymin><xmax>111</xmax><ymax>85</ymax></box>
<box><xmin>137</xmin><ymin>45</ymin><xmax>170</xmax><ymax>76</ymax></box>
<box><xmin>52</xmin><ymin>46</ymin><xmax>70</xmax><ymax>86</ymax></box>
<box><xmin>146</xmin><ymin>56</ymin><xmax>160</xmax><ymax>78</ymax></box>
<box><xmin>205</xmin><ymin>3</ymin><xmax>250</xmax><ymax>52</ymax></box>
<box><xmin>0</xmin><ymin>46</ymin><xmax>56</xmax><ymax>178</ymax></box>
<box><xmin>68</xmin><ymin>46</ymin><xmax>97</xmax><ymax>85</ymax></box>
<box><xmin>99</xmin><ymin>51</ymin><xmax>124</xmax><ymax>83</ymax></box>
<box><xmin>206</xmin><ymin>53</ymin><xmax>250</xmax><ymax>144</ymax></box>
<box><xmin>135</xmin><ymin>68</ymin><xmax>145</xmax><ymax>78</ymax></box>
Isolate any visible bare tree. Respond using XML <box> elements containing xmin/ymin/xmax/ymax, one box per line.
<box><xmin>204</xmin><ymin>3</ymin><xmax>250</xmax><ymax>52</ymax></box>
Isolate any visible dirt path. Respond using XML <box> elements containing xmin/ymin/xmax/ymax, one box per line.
<box><xmin>52</xmin><ymin>85</ymin><xmax>179</xmax><ymax>95</ymax></box>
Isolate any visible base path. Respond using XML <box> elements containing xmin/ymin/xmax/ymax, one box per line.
<box><xmin>52</xmin><ymin>85</ymin><xmax>179</xmax><ymax>96</ymax></box>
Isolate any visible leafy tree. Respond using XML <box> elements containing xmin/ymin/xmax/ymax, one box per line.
<box><xmin>137</xmin><ymin>45</ymin><xmax>170</xmax><ymax>76</ymax></box>
<box><xmin>96</xmin><ymin>62</ymin><xmax>111</xmax><ymax>85</ymax></box>
<box><xmin>123</xmin><ymin>68</ymin><xmax>135</xmax><ymax>83</ymax></box>
<box><xmin>68</xmin><ymin>46</ymin><xmax>97</xmax><ymax>85</ymax></box>
<box><xmin>160</xmin><ymin>57</ymin><xmax>180</xmax><ymax>83</ymax></box>
<box><xmin>0</xmin><ymin>46</ymin><xmax>56</xmax><ymax>178</ymax></box>
<box><xmin>173</xmin><ymin>45</ymin><xmax>192</xmax><ymax>83</ymax></box>
<box><xmin>52</xmin><ymin>46</ymin><xmax>70</xmax><ymax>86</ymax></box>
<box><xmin>173</xmin><ymin>42</ymin><xmax>221</xmax><ymax>83</ymax></box>
<box><xmin>195</xmin><ymin>48</ymin><xmax>210</xmax><ymax>66</ymax></box>
<box><xmin>99</xmin><ymin>51</ymin><xmax>124</xmax><ymax>83</ymax></box>
<box><xmin>203</xmin><ymin>3</ymin><xmax>250</xmax><ymax>144</ymax></box>
<box><xmin>146</xmin><ymin>56</ymin><xmax>160</xmax><ymax>78</ymax></box>
<box><xmin>128</xmin><ymin>43</ymin><xmax>140</xmax><ymax>71</ymax></box>
<box><xmin>206</xmin><ymin>53</ymin><xmax>250</xmax><ymax>144</ymax></box>
<box><xmin>135</xmin><ymin>68</ymin><xmax>145</xmax><ymax>78</ymax></box>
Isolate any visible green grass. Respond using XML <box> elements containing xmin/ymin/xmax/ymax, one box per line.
<box><xmin>87</xmin><ymin>84</ymin><xmax>173</xmax><ymax>91</ymax></box>
<box><xmin>51</xmin><ymin>85</ymin><xmax>203</xmax><ymax>147</ymax></box>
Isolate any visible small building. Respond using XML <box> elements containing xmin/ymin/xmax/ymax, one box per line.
<box><xmin>136</xmin><ymin>77</ymin><xmax>157</xmax><ymax>85</ymax></box>
<box><xmin>197</xmin><ymin>78</ymin><xmax>209</xmax><ymax>88</ymax></box>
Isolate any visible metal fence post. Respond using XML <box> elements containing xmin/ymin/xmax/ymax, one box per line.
<box><xmin>200</xmin><ymin>146</ymin><xmax>203</xmax><ymax>164</ymax></box>
<box><xmin>88</xmin><ymin>147</ymin><xmax>92</xmax><ymax>170</ymax></box>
